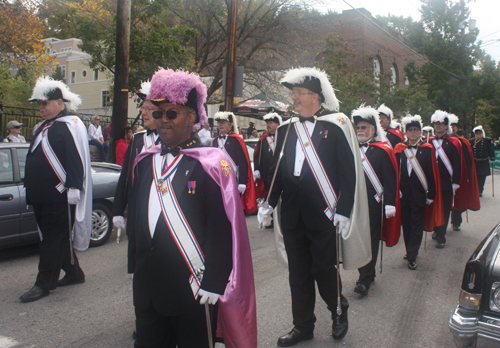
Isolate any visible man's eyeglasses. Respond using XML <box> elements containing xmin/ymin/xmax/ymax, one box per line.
<box><xmin>291</xmin><ymin>91</ymin><xmax>315</xmax><ymax>98</ymax></box>
<box><xmin>356</xmin><ymin>125</ymin><xmax>372</xmax><ymax>130</ymax></box>
<box><xmin>406</xmin><ymin>128</ymin><xmax>420</xmax><ymax>133</ymax></box>
<box><xmin>37</xmin><ymin>100</ymin><xmax>50</xmax><ymax>106</ymax></box>
<box><xmin>152</xmin><ymin>109</ymin><xmax>191</xmax><ymax>120</ymax></box>
<box><xmin>13</xmin><ymin>126</ymin><xmax>21</xmax><ymax>129</ymax></box>
<box><xmin>141</xmin><ymin>107</ymin><xmax>156</xmax><ymax>113</ymax></box>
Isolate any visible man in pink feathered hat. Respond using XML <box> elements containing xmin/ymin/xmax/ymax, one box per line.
<box><xmin>128</xmin><ymin>68</ymin><xmax>257</xmax><ymax>348</ymax></box>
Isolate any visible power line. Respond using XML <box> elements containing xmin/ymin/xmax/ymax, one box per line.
<box><xmin>340</xmin><ymin>0</ymin><xmax>467</xmax><ymax>80</ymax></box>
<box><xmin>479</xmin><ymin>29</ymin><xmax>500</xmax><ymax>40</ymax></box>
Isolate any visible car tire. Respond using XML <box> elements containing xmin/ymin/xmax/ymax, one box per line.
<box><xmin>90</xmin><ymin>202</ymin><xmax>112</xmax><ymax>247</ymax></box>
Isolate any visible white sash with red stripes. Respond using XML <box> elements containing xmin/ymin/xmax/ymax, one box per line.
<box><xmin>142</xmin><ymin>132</ymin><xmax>159</xmax><ymax>153</ymax></box>
<box><xmin>266</xmin><ymin>136</ymin><xmax>276</xmax><ymax>153</ymax></box>
<box><xmin>404</xmin><ymin>148</ymin><xmax>428</xmax><ymax>192</ymax></box>
<box><xmin>432</xmin><ymin>139</ymin><xmax>453</xmax><ymax>177</ymax></box>
<box><xmin>359</xmin><ymin>147</ymin><xmax>384</xmax><ymax>203</ymax></box>
<box><xmin>149</xmin><ymin>152</ymin><xmax>205</xmax><ymax>298</ymax></box>
<box><xmin>40</xmin><ymin>125</ymin><xmax>67</xmax><ymax>193</ymax></box>
<box><xmin>295</xmin><ymin>122</ymin><xmax>338</xmax><ymax>220</ymax></box>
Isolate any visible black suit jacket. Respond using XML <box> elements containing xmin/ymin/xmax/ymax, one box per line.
<box><xmin>386</xmin><ymin>129</ymin><xmax>402</xmax><ymax>149</ymax></box>
<box><xmin>128</xmin><ymin>151</ymin><xmax>233</xmax><ymax>316</ymax></box>
<box><xmin>433</xmin><ymin>137</ymin><xmax>461</xmax><ymax>191</ymax></box>
<box><xmin>254</xmin><ymin>134</ymin><xmax>276</xmax><ymax>190</ymax></box>
<box><xmin>396</xmin><ymin>145</ymin><xmax>436</xmax><ymax>207</ymax></box>
<box><xmin>470</xmin><ymin>137</ymin><xmax>495</xmax><ymax>176</ymax></box>
<box><xmin>268</xmin><ymin>119</ymin><xmax>355</xmax><ymax>231</ymax></box>
<box><xmin>25</xmin><ymin>112</ymin><xmax>83</xmax><ymax>204</ymax></box>
<box><xmin>212</xmin><ymin>134</ymin><xmax>249</xmax><ymax>186</ymax></box>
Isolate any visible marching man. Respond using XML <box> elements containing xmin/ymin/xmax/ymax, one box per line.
<box><xmin>260</xmin><ymin>67</ymin><xmax>370</xmax><ymax>346</ymax></box>
<box><xmin>470</xmin><ymin>125</ymin><xmax>495</xmax><ymax>197</ymax></box>
<box><xmin>351</xmin><ymin>105</ymin><xmax>400</xmax><ymax>295</ymax></box>
<box><xmin>212</xmin><ymin>111</ymin><xmax>257</xmax><ymax>214</ymax></box>
<box><xmin>22</xmin><ymin>76</ymin><xmax>92</xmax><ymax>302</ymax></box>
<box><xmin>128</xmin><ymin>68</ymin><xmax>256</xmax><ymax>347</ymax></box>
<box><xmin>378</xmin><ymin>104</ymin><xmax>404</xmax><ymax>149</ymax></box>
<box><xmin>395</xmin><ymin>115</ymin><xmax>440</xmax><ymax>270</ymax></box>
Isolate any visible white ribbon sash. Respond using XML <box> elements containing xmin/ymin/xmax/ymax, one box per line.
<box><xmin>150</xmin><ymin>153</ymin><xmax>205</xmax><ymax>298</ymax></box>
<box><xmin>432</xmin><ymin>139</ymin><xmax>453</xmax><ymax>177</ymax></box>
<box><xmin>359</xmin><ymin>147</ymin><xmax>383</xmax><ymax>203</ymax></box>
<box><xmin>404</xmin><ymin>148</ymin><xmax>428</xmax><ymax>192</ymax></box>
<box><xmin>266</xmin><ymin>136</ymin><xmax>276</xmax><ymax>153</ymax></box>
<box><xmin>218</xmin><ymin>137</ymin><xmax>239</xmax><ymax>180</ymax></box>
<box><xmin>295</xmin><ymin>123</ymin><xmax>338</xmax><ymax>220</ymax></box>
<box><xmin>41</xmin><ymin>126</ymin><xmax>67</xmax><ymax>193</ymax></box>
<box><xmin>142</xmin><ymin>132</ymin><xmax>158</xmax><ymax>153</ymax></box>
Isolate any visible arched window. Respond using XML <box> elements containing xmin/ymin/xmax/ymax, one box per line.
<box><xmin>390</xmin><ymin>63</ymin><xmax>399</xmax><ymax>89</ymax></box>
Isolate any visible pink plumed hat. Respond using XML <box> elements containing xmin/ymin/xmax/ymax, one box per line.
<box><xmin>148</xmin><ymin>68</ymin><xmax>208</xmax><ymax>129</ymax></box>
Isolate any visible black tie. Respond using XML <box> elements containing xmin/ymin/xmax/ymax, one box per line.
<box><xmin>299</xmin><ymin>116</ymin><xmax>315</xmax><ymax>123</ymax></box>
<box><xmin>359</xmin><ymin>143</ymin><xmax>369</xmax><ymax>147</ymax></box>
<box><xmin>160</xmin><ymin>143</ymin><xmax>180</xmax><ymax>157</ymax></box>
<box><xmin>220</xmin><ymin>135</ymin><xmax>227</xmax><ymax>139</ymax></box>
<box><xmin>147</xmin><ymin>128</ymin><xmax>156</xmax><ymax>135</ymax></box>
<box><xmin>408</xmin><ymin>145</ymin><xmax>418</xmax><ymax>149</ymax></box>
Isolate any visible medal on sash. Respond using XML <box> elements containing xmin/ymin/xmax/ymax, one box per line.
<box><xmin>188</xmin><ymin>181</ymin><xmax>196</xmax><ymax>194</ymax></box>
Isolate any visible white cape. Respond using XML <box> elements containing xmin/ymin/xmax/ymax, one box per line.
<box><xmin>273</xmin><ymin>113</ymin><xmax>371</xmax><ymax>270</ymax></box>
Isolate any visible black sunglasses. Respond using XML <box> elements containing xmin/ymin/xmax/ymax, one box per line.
<box><xmin>12</xmin><ymin>126</ymin><xmax>22</xmax><ymax>129</ymax></box>
<box><xmin>152</xmin><ymin>109</ymin><xmax>191</xmax><ymax>120</ymax></box>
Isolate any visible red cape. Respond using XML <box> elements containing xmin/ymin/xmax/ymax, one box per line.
<box><xmin>371</xmin><ymin>142</ymin><xmax>401</xmax><ymax>247</ymax></box>
<box><xmin>228</xmin><ymin>134</ymin><xmax>258</xmax><ymax>214</ymax></box>
<box><xmin>388</xmin><ymin>128</ymin><xmax>405</xmax><ymax>142</ymax></box>
<box><xmin>395</xmin><ymin>142</ymin><xmax>444</xmax><ymax>232</ymax></box>
<box><xmin>253</xmin><ymin>135</ymin><xmax>268</xmax><ymax>199</ymax></box>
<box><xmin>453</xmin><ymin>137</ymin><xmax>480</xmax><ymax>211</ymax></box>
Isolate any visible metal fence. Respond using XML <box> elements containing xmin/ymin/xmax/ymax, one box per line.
<box><xmin>0</xmin><ymin>103</ymin><xmax>141</xmax><ymax>141</ymax></box>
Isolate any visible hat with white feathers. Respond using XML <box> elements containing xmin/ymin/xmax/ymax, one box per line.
<box><xmin>448</xmin><ymin>113</ymin><xmax>459</xmax><ymax>126</ymax></box>
<box><xmin>137</xmin><ymin>80</ymin><xmax>151</xmax><ymax>101</ymax></box>
<box><xmin>29</xmin><ymin>76</ymin><xmax>82</xmax><ymax>111</ymax></box>
<box><xmin>422</xmin><ymin>126</ymin><xmax>435</xmax><ymax>137</ymax></box>
<box><xmin>263</xmin><ymin>112</ymin><xmax>282</xmax><ymax>125</ymax></box>
<box><xmin>377</xmin><ymin>104</ymin><xmax>393</xmax><ymax>120</ymax></box>
<box><xmin>281</xmin><ymin>67</ymin><xmax>339</xmax><ymax>112</ymax></box>
<box><xmin>215</xmin><ymin>112</ymin><xmax>238</xmax><ymax>134</ymax></box>
<box><xmin>401</xmin><ymin>114</ymin><xmax>423</xmax><ymax>132</ymax></box>
<box><xmin>351</xmin><ymin>105</ymin><xmax>386</xmax><ymax>142</ymax></box>
<box><xmin>473</xmin><ymin>125</ymin><xmax>486</xmax><ymax>137</ymax></box>
<box><xmin>431</xmin><ymin>110</ymin><xmax>452</xmax><ymax>134</ymax></box>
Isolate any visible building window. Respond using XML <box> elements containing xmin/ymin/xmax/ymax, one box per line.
<box><xmin>390</xmin><ymin>64</ymin><xmax>399</xmax><ymax>88</ymax></box>
<box><xmin>102</xmin><ymin>90</ymin><xmax>111</xmax><ymax>107</ymax></box>
<box><xmin>70</xmin><ymin>71</ymin><xmax>76</xmax><ymax>84</ymax></box>
<box><xmin>82</xmin><ymin>69</ymin><xmax>87</xmax><ymax>78</ymax></box>
<box><xmin>373</xmin><ymin>57</ymin><xmax>381</xmax><ymax>90</ymax></box>
<box><xmin>94</xmin><ymin>69</ymin><xmax>98</xmax><ymax>81</ymax></box>
<box><xmin>61</xmin><ymin>65</ymin><xmax>66</xmax><ymax>78</ymax></box>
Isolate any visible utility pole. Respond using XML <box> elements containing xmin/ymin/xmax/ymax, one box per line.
<box><xmin>110</xmin><ymin>0</ymin><xmax>131</xmax><ymax>162</ymax></box>
<box><xmin>224</xmin><ymin>0</ymin><xmax>238</xmax><ymax>112</ymax></box>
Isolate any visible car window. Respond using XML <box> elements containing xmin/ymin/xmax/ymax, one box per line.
<box><xmin>17</xmin><ymin>148</ymin><xmax>29</xmax><ymax>181</ymax></box>
<box><xmin>0</xmin><ymin>149</ymin><xmax>14</xmax><ymax>184</ymax></box>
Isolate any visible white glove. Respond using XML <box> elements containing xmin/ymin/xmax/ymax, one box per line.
<box><xmin>198</xmin><ymin>289</ymin><xmax>220</xmax><ymax>305</ymax></box>
<box><xmin>333</xmin><ymin>214</ymin><xmax>349</xmax><ymax>234</ymax></box>
<box><xmin>238</xmin><ymin>184</ymin><xmax>246</xmax><ymax>194</ymax></box>
<box><xmin>452</xmin><ymin>184</ymin><xmax>460</xmax><ymax>195</ymax></box>
<box><xmin>385</xmin><ymin>205</ymin><xmax>396</xmax><ymax>218</ymax></box>
<box><xmin>257</xmin><ymin>203</ymin><xmax>273</xmax><ymax>228</ymax></box>
<box><xmin>113</xmin><ymin>216</ymin><xmax>126</xmax><ymax>229</ymax></box>
<box><xmin>399</xmin><ymin>190</ymin><xmax>403</xmax><ymax>198</ymax></box>
<box><xmin>426</xmin><ymin>199</ymin><xmax>434</xmax><ymax>205</ymax></box>
<box><xmin>253</xmin><ymin>170</ymin><xmax>261</xmax><ymax>180</ymax></box>
<box><xmin>67</xmin><ymin>188</ymin><xmax>81</xmax><ymax>205</ymax></box>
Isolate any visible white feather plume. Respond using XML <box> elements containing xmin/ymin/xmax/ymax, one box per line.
<box><xmin>29</xmin><ymin>75</ymin><xmax>82</xmax><ymax>111</ymax></box>
<box><xmin>401</xmin><ymin>114</ymin><xmax>423</xmax><ymax>132</ymax></box>
<box><xmin>139</xmin><ymin>80</ymin><xmax>151</xmax><ymax>96</ymax></box>
<box><xmin>473</xmin><ymin>125</ymin><xmax>486</xmax><ymax>137</ymax></box>
<box><xmin>422</xmin><ymin>126</ymin><xmax>435</xmax><ymax>137</ymax></box>
<box><xmin>281</xmin><ymin>67</ymin><xmax>339</xmax><ymax>112</ymax></box>
<box><xmin>351</xmin><ymin>105</ymin><xmax>386</xmax><ymax>143</ymax></box>
<box><xmin>263</xmin><ymin>112</ymin><xmax>282</xmax><ymax>124</ymax></box>
<box><xmin>214</xmin><ymin>111</ymin><xmax>238</xmax><ymax>134</ymax></box>
<box><xmin>377</xmin><ymin>104</ymin><xmax>393</xmax><ymax>120</ymax></box>
<box><xmin>431</xmin><ymin>110</ymin><xmax>452</xmax><ymax>134</ymax></box>
<box><xmin>448</xmin><ymin>113</ymin><xmax>459</xmax><ymax>125</ymax></box>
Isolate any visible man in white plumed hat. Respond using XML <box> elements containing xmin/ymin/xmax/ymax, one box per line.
<box><xmin>261</xmin><ymin>67</ymin><xmax>370</xmax><ymax>346</ymax></box>
<box><xmin>21</xmin><ymin>76</ymin><xmax>92</xmax><ymax>302</ymax></box>
<box><xmin>377</xmin><ymin>104</ymin><xmax>404</xmax><ymax>149</ymax></box>
<box><xmin>470</xmin><ymin>125</ymin><xmax>495</xmax><ymax>197</ymax></box>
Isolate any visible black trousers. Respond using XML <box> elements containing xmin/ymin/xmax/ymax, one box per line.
<box><xmin>401</xmin><ymin>200</ymin><xmax>425</xmax><ymax>262</ymax></box>
<box><xmin>282</xmin><ymin>216</ymin><xmax>348</xmax><ymax>332</ymax></box>
<box><xmin>451</xmin><ymin>210</ymin><xmax>463</xmax><ymax>227</ymax></box>
<box><xmin>358</xmin><ymin>200</ymin><xmax>382</xmax><ymax>285</ymax></box>
<box><xmin>434</xmin><ymin>190</ymin><xmax>453</xmax><ymax>244</ymax></box>
<box><xmin>134</xmin><ymin>301</ymin><xmax>216</xmax><ymax>348</ymax></box>
<box><xmin>33</xmin><ymin>202</ymin><xmax>84</xmax><ymax>290</ymax></box>
<box><xmin>477</xmin><ymin>175</ymin><xmax>487</xmax><ymax>194</ymax></box>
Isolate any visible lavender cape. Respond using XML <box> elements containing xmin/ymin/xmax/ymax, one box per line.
<box><xmin>134</xmin><ymin>145</ymin><xmax>257</xmax><ymax>348</ymax></box>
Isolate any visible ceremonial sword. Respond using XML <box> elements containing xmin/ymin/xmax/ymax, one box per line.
<box><xmin>68</xmin><ymin>203</ymin><xmax>74</xmax><ymax>265</ymax></box>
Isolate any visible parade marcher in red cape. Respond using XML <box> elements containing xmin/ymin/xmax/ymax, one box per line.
<box><xmin>129</xmin><ymin>68</ymin><xmax>257</xmax><ymax>348</ymax></box>
<box><xmin>395</xmin><ymin>115</ymin><xmax>441</xmax><ymax>270</ymax></box>
<box><xmin>429</xmin><ymin>110</ymin><xmax>462</xmax><ymax>249</ymax></box>
<box><xmin>254</xmin><ymin>112</ymin><xmax>282</xmax><ymax>200</ymax></box>
<box><xmin>377</xmin><ymin>104</ymin><xmax>404</xmax><ymax>149</ymax></box>
<box><xmin>260</xmin><ymin>67</ymin><xmax>371</xmax><ymax>346</ymax></box>
<box><xmin>351</xmin><ymin>105</ymin><xmax>400</xmax><ymax>296</ymax></box>
<box><xmin>212</xmin><ymin>112</ymin><xmax>257</xmax><ymax>214</ymax></box>
<box><xmin>448</xmin><ymin>114</ymin><xmax>480</xmax><ymax>231</ymax></box>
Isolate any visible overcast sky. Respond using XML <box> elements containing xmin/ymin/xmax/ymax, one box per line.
<box><xmin>315</xmin><ymin>0</ymin><xmax>500</xmax><ymax>63</ymax></box>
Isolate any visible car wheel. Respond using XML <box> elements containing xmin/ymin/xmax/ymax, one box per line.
<box><xmin>90</xmin><ymin>202</ymin><xmax>112</xmax><ymax>247</ymax></box>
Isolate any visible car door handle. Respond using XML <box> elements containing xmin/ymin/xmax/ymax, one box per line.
<box><xmin>0</xmin><ymin>194</ymin><xmax>14</xmax><ymax>201</ymax></box>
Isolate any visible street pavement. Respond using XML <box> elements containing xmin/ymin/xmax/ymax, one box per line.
<box><xmin>0</xmin><ymin>176</ymin><xmax>498</xmax><ymax>348</ymax></box>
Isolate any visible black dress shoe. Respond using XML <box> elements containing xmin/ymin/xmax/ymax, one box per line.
<box><xmin>332</xmin><ymin>311</ymin><xmax>348</xmax><ymax>340</ymax></box>
<box><xmin>453</xmin><ymin>225</ymin><xmax>461</xmax><ymax>231</ymax></box>
<box><xmin>432</xmin><ymin>232</ymin><xmax>437</xmax><ymax>240</ymax></box>
<box><xmin>20</xmin><ymin>286</ymin><xmax>49</xmax><ymax>302</ymax></box>
<box><xmin>277</xmin><ymin>328</ymin><xmax>313</xmax><ymax>347</ymax></box>
<box><xmin>57</xmin><ymin>276</ymin><xmax>85</xmax><ymax>287</ymax></box>
<box><xmin>436</xmin><ymin>242</ymin><xmax>445</xmax><ymax>249</ymax></box>
<box><xmin>353</xmin><ymin>282</ymin><xmax>368</xmax><ymax>296</ymax></box>
<box><xmin>408</xmin><ymin>261</ymin><xmax>417</xmax><ymax>270</ymax></box>
<box><xmin>403</xmin><ymin>254</ymin><xmax>408</xmax><ymax>260</ymax></box>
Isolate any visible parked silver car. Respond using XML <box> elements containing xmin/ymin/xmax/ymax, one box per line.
<box><xmin>0</xmin><ymin>143</ymin><xmax>120</xmax><ymax>249</ymax></box>
<box><xmin>449</xmin><ymin>222</ymin><xmax>500</xmax><ymax>348</ymax></box>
